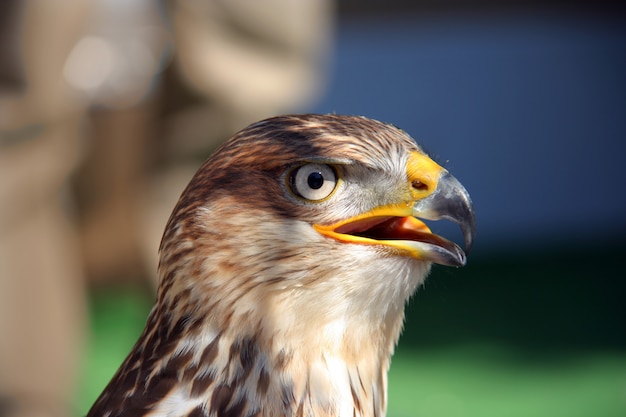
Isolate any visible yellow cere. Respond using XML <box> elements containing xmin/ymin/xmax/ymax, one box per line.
<box><xmin>406</xmin><ymin>151</ymin><xmax>444</xmax><ymax>200</ymax></box>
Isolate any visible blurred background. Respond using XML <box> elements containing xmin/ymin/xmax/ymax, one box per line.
<box><xmin>0</xmin><ymin>0</ymin><xmax>624</xmax><ymax>416</ymax></box>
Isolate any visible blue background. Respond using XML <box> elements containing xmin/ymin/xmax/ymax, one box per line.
<box><xmin>313</xmin><ymin>11</ymin><xmax>626</xmax><ymax>251</ymax></box>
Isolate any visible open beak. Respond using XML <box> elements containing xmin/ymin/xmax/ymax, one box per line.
<box><xmin>313</xmin><ymin>152</ymin><xmax>476</xmax><ymax>267</ymax></box>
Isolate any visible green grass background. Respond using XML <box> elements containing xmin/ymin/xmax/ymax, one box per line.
<box><xmin>75</xmin><ymin>244</ymin><xmax>626</xmax><ymax>416</ymax></box>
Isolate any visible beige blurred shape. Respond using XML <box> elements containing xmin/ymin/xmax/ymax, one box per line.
<box><xmin>0</xmin><ymin>1</ymin><xmax>90</xmax><ymax>416</ymax></box>
<box><xmin>0</xmin><ymin>0</ymin><xmax>333</xmax><ymax>416</ymax></box>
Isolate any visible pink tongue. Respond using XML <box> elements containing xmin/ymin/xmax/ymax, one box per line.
<box><xmin>334</xmin><ymin>216</ymin><xmax>432</xmax><ymax>242</ymax></box>
<box><xmin>332</xmin><ymin>216</ymin><xmax>466</xmax><ymax>267</ymax></box>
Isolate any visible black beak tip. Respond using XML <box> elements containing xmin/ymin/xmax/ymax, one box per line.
<box><xmin>462</xmin><ymin>214</ymin><xmax>476</xmax><ymax>256</ymax></box>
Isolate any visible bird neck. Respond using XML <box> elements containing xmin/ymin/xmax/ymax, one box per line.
<box><xmin>154</xmin><ymin>309</ymin><xmax>394</xmax><ymax>417</ymax></box>
<box><xmin>150</xmin><ymin>264</ymin><xmax>402</xmax><ymax>417</ymax></box>
<box><xmin>138</xmin><ymin>213</ymin><xmax>420</xmax><ymax>416</ymax></box>
<box><xmin>163</xmin><ymin>277</ymin><xmax>403</xmax><ymax>416</ymax></box>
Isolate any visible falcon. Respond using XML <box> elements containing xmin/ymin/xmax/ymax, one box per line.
<box><xmin>87</xmin><ymin>114</ymin><xmax>475</xmax><ymax>417</ymax></box>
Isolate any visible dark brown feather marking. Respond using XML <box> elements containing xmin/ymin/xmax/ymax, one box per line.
<box><xmin>257</xmin><ymin>367</ymin><xmax>270</xmax><ymax>396</ymax></box>
<box><xmin>190</xmin><ymin>371</ymin><xmax>215</xmax><ymax>397</ymax></box>
<box><xmin>224</xmin><ymin>398</ymin><xmax>247</xmax><ymax>417</ymax></box>
<box><xmin>238</xmin><ymin>338</ymin><xmax>257</xmax><ymax>370</ymax></box>
<box><xmin>144</xmin><ymin>368</ymin><xmax>177</xmax><ymax>403</ymax></box>
<box><xmin>200</xmin><ymin>335</ymin><xmax>220</xmax><ymax>364</ymax></box>
<box><xmin>168</xmin><ymin>349</ymin><xmax>194</xmax><ymax>371</ymax></box>
<box><xmin>210</xmin><ymin>385</ymin><xmax>234</xmax><ymax>415</ymax></box>
<box><xmin>182</xmin><ymin>362</ymin><xmax>200</xmax><ymax>383</ymax></box>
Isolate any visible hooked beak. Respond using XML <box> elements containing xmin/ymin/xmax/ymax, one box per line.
<box><xmin>313</xmin><ymin>152</ymin><xmax>476</xmax><ymax>267</ymax></box>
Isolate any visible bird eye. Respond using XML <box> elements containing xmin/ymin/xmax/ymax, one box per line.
<box><xmin>288</xmin><ymin>163</ymin><xmax>338</xmax><ymax>201</ymax></box>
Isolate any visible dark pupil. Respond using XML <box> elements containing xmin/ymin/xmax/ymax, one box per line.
<box><xmin>307</xmin><ymin>172</ymin><xmax>324</xmax><ymax>189</ymax></box>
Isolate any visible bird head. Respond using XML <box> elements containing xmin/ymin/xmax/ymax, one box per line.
<box><xmin>159</xmin><ymin>114</ymin><xmax>474</xmax><ymax>326</ymax></box>
<box><xmin>89</xmin><ymin>114</ymin><xmax>475</xmax><ymax>417</ymax></box>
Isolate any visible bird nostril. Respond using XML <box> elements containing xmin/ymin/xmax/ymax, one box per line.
<box><xmin>412</xmin><ymin>179</ymin><xmax>428</xmax><ymax>191</ymax></box>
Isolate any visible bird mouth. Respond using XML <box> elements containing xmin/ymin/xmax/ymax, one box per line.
<box><xmin>337</xmin><ymin>215</ymin><xmax>458</xmax><ymax>251</ymax></box>
<box><xmin>314</xmin><ymin>208</ymin><xmax>466</xmax><ymax>267</ymax></box>
<box><xmin>313</xmin><ymin>171</ymin><xmax>476</xmax><ymax>267</ymax></box>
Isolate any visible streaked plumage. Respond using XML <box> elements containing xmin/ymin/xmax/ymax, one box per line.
<box><xmin>87</xmin><ymin>114</ymin><xmax>475</xmax><ymax>417</ymax></box>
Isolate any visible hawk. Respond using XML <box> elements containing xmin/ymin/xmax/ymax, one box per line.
<box><xmin>87</xmin><ymin>114</ymin><xmax>475</xmax><ymax>417</ymax></box>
